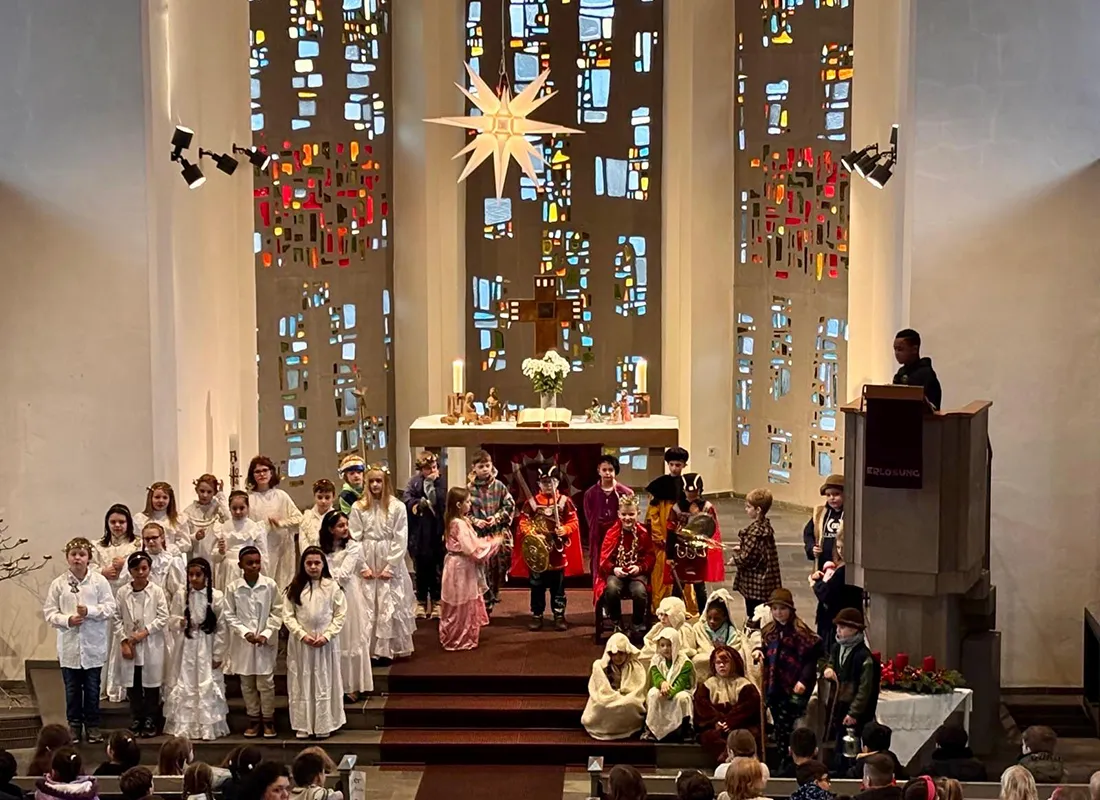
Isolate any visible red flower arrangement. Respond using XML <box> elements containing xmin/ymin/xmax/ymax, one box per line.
<box><xmin>878</xmin><ymin>653</ymin><xmax>965</xmax><ymax>695</ymax></box>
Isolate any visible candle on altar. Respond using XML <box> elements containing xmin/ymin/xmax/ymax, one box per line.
<box><xmin>636</xmin><ymin>359</ymin><xmax>648</xmax><ymax>394</ymax></box>
<box><xmin>452</xmin><ymin>359</ymin><xmax>464</xmax><ymax>394</ymax></box>
<box><xmin>922</xmin><ymin>656</ymin><xmax>936</xmax><ymax>673</ymax></box>
<box><xmin>229</xmin><ymin>433</ymin><xmax>239</xmax><ymax>453</ymax></box>
<box><xmin>894</xmin><ymin>653</ymin><xmax>909</xmax><ymax>670</ymax></box>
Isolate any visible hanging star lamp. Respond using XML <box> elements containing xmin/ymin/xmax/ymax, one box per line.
<box><xmin>425</xmin><ymin>61</ymin><xmax>582</xmax><ymax>199</ymax></box>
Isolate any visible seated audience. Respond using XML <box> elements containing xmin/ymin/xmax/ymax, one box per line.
<box><xmin>28</xmin><ymin>725</ymin><xmax>74</xmax><ymax>777</ymax></box>
<box><xmin>240</xmin><ymin>762</ymin><xmax>290</xmax><ymax>800</ymax></box>
<box><xmin>1000</xmin><ymin>765</ymin><xmax>1039</xmax><ymax>800</ymax></box>
<box><xmin>792</xmin><ymin>761</ymin><xmax>834</xmax><ymax>800</ymax></box>
<box><xmin>855</xmin><ymin>754</ymin><xmax>901</xmax><ymax>800</ymax></box>
<box><xmin>777</xmin><ymin>727</ymin><xmax>820</xmax><ymax>779</ymax></box>
<box><xmin>94</xmin><ymin>732</ymin><xmax>141</xmax><ymax>776</ymax></box>
<box><xmin>582</xmin><ymin>633</ymin><xmax>648</xmax><ymax>741</ymax></box>
<box><xmin>1017</xmin><ymin>725</ymin><xmax>1066</xmax><ymax>784</ymax></box>
<box><xmin>183</xmin><ymin>764</ymin><xmax>214</xmax><ymax>800</ymax></box>
<box><xmin>289</xmin><ymin>752</ymin><xmax>341</xmax><ymax>800</ymax></box>
<box><xmin>294</xmin><ymin>749</ymin><xmax>336</xmax><ymax>775</ymax></box>
<box><xmin>118</xmin><ymin>767</ymin><xmax>155</xmax><ymax>800</ymax></box>
<box><xmin>695</xmin><ymin>646</ymin><xmax>762</xmax><ymax>764</ymax></box>
<box><xmin>607</xmin><ymin>764</ymin><xmax>648</xmax><ymax>800</ymax></box>
<box><xmin>846</xmin><ymin>722</ymin><xmax>906</xmax><ymax>780</ymax></box>
<box><xmin>715</xmin><ymin>730</ymin><xmax>771</xmax><ymax>783</ymax></box>
<box><xmin>221</xmin><ymin>748</ymin><xmax>264</xmax><ymax>800</ymax></box>
<box><xmin>902</xmin><ymin>777</ymin><xmax>940</xmax><ymax>800</ymax></box>
<box><xmin>677</xmin><ymin>770</ymin><xmax>716</xmax><ymax>800</ymax></box>
<box><xmin>34</xmin><ymin>748</ymin><xmax>98</xmax><ymax>800</ymax></box>
<box><xmin>157</xmin><ymin>737</ymin><xmax>193</xmax><ymax>777</ymax></box>
<box><xmin>917</xmin><ymin>724</ymin><xmax>987</xmax><ymax>782</ymax></box>
<box><xmin>936</xmin><ymin>779</ymin><xmax>963</xmax><ymax>800</ymax></box>
<box><xmin>718</xmin><ymin>757</ymin><xmax>770</xmax><ymax>800</ymax></box>
<box><xmin>0</xmin><ymin>749</ymin><xmax>21</xmax><ymax>800</ymax></box>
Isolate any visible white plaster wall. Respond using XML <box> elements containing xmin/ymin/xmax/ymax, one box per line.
<box><xmin>910</xmin><ymin>0</ymin><xmax>1100</xmax><ymax>685</ymax></box>
<box><xmin>0</xmin><ymin>0</ymin><xmax>156</xmax><ymax>678</ymax></box>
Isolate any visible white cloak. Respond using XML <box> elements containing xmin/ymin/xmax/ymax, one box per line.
<box><xmin>285</xmin><ymin>578</ymin><xmax>347</xmax><ymax>736</ymax></box>
<box><xmin>248</xmin><ymin>488</ymin><xmax>303</xmax><ymax>591</ymax></box>
<box><xmin>349</xmin><ymin>497</ymin><xmax>415</xmax><ymax>660</ymax></box>
<box><xmin>212</xmin><ymin>518</ymin><xmax>270</xmax><ymax>591</ymax></box>
<box><xmin>326</xmin><ymin>541</ymin><xmax>374</xmax><ymax>693</ymax></box>
<box><xmin>646</xmin><ymin>628</ymin><xmax>696</xmax><ymax>741</ymax></box>
<box><xmin>223</xmin><ymin>575</ymin><xmax>283</xmax><ymax>677</ymax></box>
<box><xmin>581</xmin><ymin>633</ymin><xmax>648</xmax><ymax>741</ymax></box>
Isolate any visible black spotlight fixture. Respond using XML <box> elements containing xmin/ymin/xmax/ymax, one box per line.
<box><xmin>867</xmin><ymin>125</ymin><xmax>899</xmax><ymax>189</ymax></box>
<box><xmin>853</xmin><ymin>146</ymin><xmax>883</xmax><ymax>178</ymax></box>
<box><xmin>199</xmin><ymin>148</ymin><xmax>240</xmax><ymax>176</ymax></box>
<box><xmin>170</xmin><ymin>125</ymin><xmax>194</xmax><ymax>160</ymax></box>
<box><xmin>233</xmin><ymin>144</ymin><xmax>272</xmax><ymax>170</ymax></box>
<box><xmin>841</xmin><ymin>143</ymin><xmax>875</xmax><ymax>174</ymax></box>
<box><xmin>178</xmin><ymin>158</ymin><xmax>206</xmax><ymax>189</ymax></box>
<box><xmin>169</xmin><ymin>125</ymin><xmax>205</xmax><ymax>189</ymax></box>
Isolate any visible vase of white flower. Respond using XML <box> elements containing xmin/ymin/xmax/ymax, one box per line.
<box><xmin>521</xmin><ymin>350</ymin><xmax>571</xmax><ymax>407</ymax></box>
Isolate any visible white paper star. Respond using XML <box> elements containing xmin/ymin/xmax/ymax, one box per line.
<box><xmin>425</xmin><ymin>63</ymin><xmax>583</xmax><ymax>199</ymax></box>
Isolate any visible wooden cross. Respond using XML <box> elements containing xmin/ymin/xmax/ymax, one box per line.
<box><xmin>505</xmin><ymin>276</ymin><xmax>583</xmax><ymax>356</ymax></box>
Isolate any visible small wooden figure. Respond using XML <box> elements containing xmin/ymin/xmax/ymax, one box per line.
<box><xmin>486</xmin><ymin>387</ymin><xmax>503</xmax><ymax>422</ymax></box>
<box><xmin>585</xmin><ymin>397</ymin><xmax>604</xmax><ymax>424</ymax></box>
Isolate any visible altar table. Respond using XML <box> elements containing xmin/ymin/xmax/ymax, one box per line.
<box><xmin>876</xmin><ymin>688</ymin><xmax>973</xmax><ymax>765</ymax></box>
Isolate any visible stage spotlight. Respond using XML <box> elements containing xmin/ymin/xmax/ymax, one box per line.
<box><xmin>867</xmin><ymin>156</ymin><xmax>895</xmax><ymax>189</ymax></box>
<box><xmin>199</xmin><ymin>148</ymin><xmax>240</xmax><ymax>175</ymax></box>
<box><xmin>171</xmin><ymin>125</ymin><xmax>195</xmax><ymax>159</ymax></box>
<box><xmin>841</xmin><ymin>144</ymin><xmax>875</xmax><ymax>174</ymax></box>
<box><xmin>233</xmin><ymin>144</ymin><xmax>272</xmax><ymax>169</ymax></box>
<box><xmin>854</xmin><ymin>148</ymin><xmax>883</xmax><ymax>178</ymax></box>
<box><xmin>178</xmin><ymin>158</ymin><xmax>206</xmax><ymax>189</ymax></box>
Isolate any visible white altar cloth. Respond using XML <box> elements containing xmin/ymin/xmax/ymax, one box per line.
<box><xmin>876</xmin><ymin>688</ymin><xmax>973</xmax><ymax>765</ymax></box>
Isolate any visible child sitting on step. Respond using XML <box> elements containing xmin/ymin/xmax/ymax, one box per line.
<box><xmin>643</xmin><ymin>628</ymin><xmax>696</xmax><ymax>742</ymax></box>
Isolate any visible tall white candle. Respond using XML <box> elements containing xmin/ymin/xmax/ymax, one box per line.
<box><xmin>636</xmin><ymin>359</ymin><xmax>648</xmax><ymax>394</ymax></box>
<box><xmin>229</xmin><ymin>433</ymin><xmax>239</xmax><ymax>453</ymax></box>
<box><xmin>452</xmin><ymin>359</ymin><xmax>464</xmax><ymax>394</ymax></box>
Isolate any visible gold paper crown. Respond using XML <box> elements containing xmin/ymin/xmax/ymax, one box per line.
<box><xmin>618</xmin><ymin>494</ymin><xmax>640</xmax><ymax>511</ymax></box>
<box><xmin>367</xmin><ymin>462</ymin><xmax>390</xmax><ymax>474</ymax></box>
<box><xmin>63</xmin><ymin>537</ymin><xmax>95</xmax><ymax>554</ymax></box>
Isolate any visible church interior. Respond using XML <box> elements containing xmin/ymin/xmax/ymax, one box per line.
<box><xmin>2</xmin><ymin>0</ymin><xmax>1100</xmax><ymax>798</ymax></box>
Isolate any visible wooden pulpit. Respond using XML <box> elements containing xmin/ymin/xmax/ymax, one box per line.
<box><xmin>843</xmin><ymin>394</ymin><xmax>1000</xmax><ymax>753</ymax></box>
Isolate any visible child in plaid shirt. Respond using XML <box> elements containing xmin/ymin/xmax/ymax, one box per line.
<box><xmin>466</xmin><ymin>450</ymin><xmax>515</xmax><ymax>613</ymax></box>
<box><xmin>731</xmin><ymin>488</ymin><xmax>783</xmax><ymax>619</ymax></box>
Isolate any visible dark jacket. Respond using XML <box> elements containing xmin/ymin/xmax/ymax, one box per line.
<box><xmin>0</xmin><ymin>782</ymin><xmax>24</xmax><ymax>800</ymax></box>
<box><xmin>813</xmin><ymin>565</ymin><xmax>864</xmax><ymax>653</ymax></box>
<box><xmin>893</xmin><ymin>357</ymin><xmax>942</xmax><ymax>410</ymax></box>
<box><xmin>91</xmin><ymin>764</ymin><xmax>125</xmax><ymax>777</ymax></box>
<box><xmin>853</xmin><ymin>786</ymin><xmax>903</xmax><ymax>800</ymax></box>
<box><xmin>791</xmin><ymin>784</ymin><xmax>835</xmax><ymax>800</ymax></box>
<box><xmin>846</xmin><ymin>751</ymin><xmax>907</xmax><ymax>781</ymax></box>
<box><xmin>827</xmin><ymin>638</ymin><xmax>880</xmax><ymax>728</ymax></box>
<box><xmin>917</xmin><ymin>746</ymin><xmax>988</xmax><ymax>782</ymax></box>
<box><xmin>1017</xmin><ymin>752</ymin><xmax>1066</xmax><ymax>784</ymax></box>
<box><xmin>402</xmin><ymin>474</ymin><xmax>446</xmax><ymax>559</ymax></box>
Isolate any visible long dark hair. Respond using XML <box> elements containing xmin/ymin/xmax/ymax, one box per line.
<box><xmin>318</xmin><ymin>510</ymin><xmax>349</xmax><ymax>555</ymax></box>
<box><xmin>102</xmin><ymin>504</ymin><xmax>135</xmax><ymax>547</ymax></box>
<box><xmin>285</xmin><ymin>546</ymin><xmax>331</xmax><ymax>606</ymax></box>
<box><xmin>183</xmin><ymin>558</ymin><xmax>217</xmax><ymax>639</ymax></box>
<box><xmin>107</xmin><ymin>730</ymin><xmax>141</xmax><ymax>769</ymax></box>
<box><xmin>28</xmin><ymin>724</ymin><xmax>72</xmax><ymax>776</ymax></box>
<box><xmin>246</xmin><ymin>456</ymin><xmax>280</xmax><ymax>490</ymax></box>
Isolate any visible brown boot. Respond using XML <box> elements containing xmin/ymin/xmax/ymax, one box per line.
<box><xmin>244</xmin><ymin>718</ymin><xmax>261</xmax><ymax>738</ymax></box>
<box><xmin>262</xmin><ymin>719</ymin><xmax>277</xmax><ymax>739</ymax></box>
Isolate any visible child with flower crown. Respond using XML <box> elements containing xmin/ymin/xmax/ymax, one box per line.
<box><xmin>135</xmin><ymin>483</ymin><xmax>191</xmax><ymax>556</ymax></box>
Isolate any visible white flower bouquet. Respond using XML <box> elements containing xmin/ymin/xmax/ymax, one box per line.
<box><xmin>521</xmin><ymin>349</ymin><xmax>571</xmax><ymax>396</ymax></box>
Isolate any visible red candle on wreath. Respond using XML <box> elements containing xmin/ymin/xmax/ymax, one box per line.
<box><xmin>894</xmin><ymin>653</ymin><xmax>909</xmax><ymax>670</ymax></box>
<box><xmin>872</xmin><ymin>651</ymin><xmax>882</xmax><ymax>664</ymax></box>
<box><xmin>922</xmin><ymin>656</ymin><xmax>936</xmax><ymax>672</ymax></box>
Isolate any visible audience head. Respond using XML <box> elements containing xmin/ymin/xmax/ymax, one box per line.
<box><xmin>795</xmin><ymin>761</ymin><xmax>830</xmax><ymax>791</ymax></box>
<box><xmin>119</xmin><ymin>766</ymin><xmax>154</xmax><ymax>800</ymax></box>
<box><xmin>107</xmin><ymin>730</ymin><xmax>142</xmax><ymax>770</ymax></box>
<box><xmin>861</xmin><ymin>721</ymin><xmax>893</xmax><ymax>754</ymax></box>
<box><xmin>30</xmin><ymin>724</ymin><xmax>74</xmax><ymax>776</ymax></box>
<box><xmin>295</xmin><ymin>747</ymin><xmax>336</xmax><ymax>774</ymax></box>
<box><xmin>291</xmin><ymin>752</ymin><xmax>327</xmax><ymax>788</ymax></box>
<box><xmin>49</xmin><ymin>748</ymin><xmax>82</xmax><ymax>783</ymax></box>
<box><xmin>184</xmin><ymin>762</ymin><xmax>215</xmax><ymax>800</ymax></box>
<box><xmin>937</xmin><ymin>778</ymin><xmax>964</xmax><ymax>800</ymax></box>
<box><xmin>726</xmin><ymin>729</ymin><xmax>758</xmax><ymax>760</ymax></box>
<box><xmin>1090</xmin><ymin>770</ymin><xmax>1100</xmax><ymax>800</ymax></box>
<box><xmin>1021</xmin><ymin>725</ymin><xmax>1058</xmax><ymax>755</ymax></box>
<box><xmin>224</xmin><ymin>746</ymin><xmax>265</xmax><ymax>781</ymax></box>
<box><xmin>158</xmin><ymin>735</ymin><xmax>194</xmax><ymax>776</ymax></box>
<box><xmin>1000</xmin><ymin>765</ymin><xmax>1038</xmax><ymax>800</ymax></box>
<box><xmin>607</xmin><ymin>764</ymin><xmax>647</xmax><ymax>800</ymax></box>
<box><xmin>933</xmin><ymin>723</ymin><xmax>970</xmax><ymax>753</ymax></box>
<box><xmin>789</xmin><ymin>726</ymin><xmax>818</xmax><ymax>762</ymax></box>
<box><xmin>862</xmin><ymin>753</ymin><xmax>895</xmax><ymax>789</ymax></box>
<box><xmin>676</xmin><ymin>769</ymin><xmax>714</xmax><ymax>800</ymax></box>
<box><xmin>241</xmin><ymin>761</ymin><xmax>290</xmax><ymax>800</ymax></box>
<box><xmin>0</xmin><ymin>749</ymin><xmax>16</xmax><ymax>784</ymax></box>
<box><xmin>724</xmin><ymin>757</ymin><xmax>766</xmax><ymax>800</ymax></box>
<box><xmin>903</xmin><ymin>776</ymin><xmax>938</xmax><ymax>800</ymax></box>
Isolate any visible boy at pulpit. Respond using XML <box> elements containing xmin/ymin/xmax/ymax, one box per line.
<box><xmin>645</xmin><ymin>446</ymin><xmax>688</xmax><ymax>613</ymax></box>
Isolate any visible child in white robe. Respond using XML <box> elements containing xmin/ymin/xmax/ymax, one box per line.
<box><xmin>348</xmin><ymin>466</ymin><xmax>415</xmax><ymax>662</ymax></box>
<box><xmin>183</xmin><ymin>474</ymin><xmax>230</xmax><ymax>567</ymax></box>
<box><xmin>318</xmin><ymin>511</ymin><xmax>373</xmax><ymax>699</ymax></box>
<box><xmin>299</xmin><ymin>479</ymin><xmax>336</xmax><ymax>551</ymax></box>
<box><xmin>213</xmin><ymin>491</ymin><xmax>269</xmax><ymax>590</ymax></box>
<box><xmin>224</xmin><ymin>546</ymin><xmax>283</xmax><ymax>739</ymax></box>
<box><xmin>643</xmin><ymin>628</ymin><xmax>696</xmax><ymax>742</ymax></box>
<box><xmin>113</xmin><ymin>551</ymin><xmax>170</xmax><ymax>736</ymax></box>
<box><xmin>640</xmin><ymin>596</ymin><xmax>703</xmax><ymax>660</ymax></box>
<box><xmin>582</xmin><ymin>632</ymin><xmax>648</xmax><ymax>741</ymax></box>
<box><xmin>284</xmin><ymin>546</ymin><xmax>347</xmax><ymax>739</ymax></box>
<box><xmin>139</xmin><ymin>522</ymin><xmax>186</xmax><ymax>688</ymax></box>
<box><xmin>247</xmin><ymin>456</ymin><xmax>304</xmax><ymax>591</ymax></box>
<box><xmin>135</xmin><ymin>482</ymin><xmax>191</xmax><ymax>556</ymax></box>
<box><xmin>94</xmin><ymin>504</ymin><xmax>140</xmax><ymax>704</ymax></box>
<box><xmin>163</xmin><ymin>557</ymin><xmax>229</xmax><ymax>740</ymax></box>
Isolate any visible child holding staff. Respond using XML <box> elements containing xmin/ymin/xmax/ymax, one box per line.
<box><xmin>183</xmin><ymin>475</ymin><xmax>230</xmax><ymax>566</ymax></box>
<box><xmin>439</xmin><ymin>487</ymin><xmax>503</xmax><ymax>651</ymax></box>
<box><xmin>135</xmin><ymin>483</ymin><xmax>191</xmax><ymax>556</ymax></box>
<box><xmin>224</xmin><ymin>547</ymin><xmax>282</xmax><ymax>739</ymax></box>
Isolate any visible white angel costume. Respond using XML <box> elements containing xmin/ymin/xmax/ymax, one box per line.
<box><xmin>183</xmin><ymin>493</ymin><xmax>230</xmax><ymax>566</ymax></box>
<box><xmin>325</xmin><ymin>540</ymin><xmax>374</xmax><ymax>694</ymax></box>
<box><xmin>285</xmin><ymin>578</ymin><xmax>348</xmax><ymax>736</ymax></box>
<box><xmin>581</xmin><ymin>633</ymin><xmax>648</xmax><ymax>741</ymax></box>
<box><xmin>93</xmin><ymin>538</ymin><xmax>139</xmax><ymax>702</ymax></box>
<box><xmin>640</xmin><ymin>596</ymin><xmax>703</xmax><ymax>660</ymax></box>
<box><xmin>212</xmin><ymin>517</ymin><xmax>269</xmax><ymax>590</ymax></box>
<box><xmin>248</xmin><ymin>487</ymin><xmax>304</xmax><ymax>590</ymax></box>
<box><xmin>299</xmin><ymin>507</ymin><xmax>327</xmax><ymax>551</ymax></box>
<box><xmin>112</xmin><ymin>581</ymin><xmax>170</xmax><ymax>690</ymax></box>
<box><xmin>134</xmin><ymin>511</ymin><xmax>192</xmax><ymax>556</ymax></box>
<box><xmin>348</xmin><ymin>497</ymin><xmax>415</xmax><ymax>660</ymax></box>
<box><xmin>163</xmin><ymin>586</ymin><xmax>230</xmax><ymax>740</ymax></box>
<box><xmin>645</xmin><ymin>628</ymin><xmax>696</xmax><ymax>741</ymax></box>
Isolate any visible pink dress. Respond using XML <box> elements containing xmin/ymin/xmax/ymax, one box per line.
<box><xmin>439</xmin><ymin>518</ymin><xmax>501</xmax><ymax>651</ymax></box>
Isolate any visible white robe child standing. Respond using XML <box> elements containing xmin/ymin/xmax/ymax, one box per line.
<box><xmin>223</xmin><ymin>573</ymin><xmax>282</xmax><ymax>734</ymax></box>
<box><xmin>349</xmin><ymin>497</ymin><xmax>415</xmax><ymax>660</ymax></box>
<box><xmin>163</xmin><ymin>585</ymin><xmax>230</xmax><ymax>740</ymax></box>
<box><xmin>284</xmin><ymin>578</ymin><xmax>347</xmax><ymax>738</ymax></box>
<box><xmin>213</xmin><ymin>517</ymin><xmax>269</xmax><ymax>590</ymax></box>
<box><xmin>249</xmin><ymin>488</ymin><xmax>303</xmax><ymax>591</ymax></box>
<box><xmin>325</xmin><ymin>539</ymin><xmax>374</xmax><ymax>694</ymax></box>
<box><xmin>183</xmin><ymin>492</ymin><xmax>230</xmax><ymax>566</ymax></box>
<box><xmin>134</xmin><ymin>511</ymin><xmax>191</xmax><ymax>557</ymax></box>
<box><xmin>93</xmin><ymin>537</ymin><xmax>139</xmax><ymax>703</ymax></box>
<box><xmin>113</xmin><ymin>580</ymin><xmax>170</xmax><ymax>729</ymax></box>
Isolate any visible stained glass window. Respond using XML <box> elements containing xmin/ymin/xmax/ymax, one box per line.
<box><xmin>463</xmin><ymin>0</ymin><xmax>663</xmax><ymax>411</ymax></box>
<box><xmin>733</xmin><ymin>0</ymin><xmax>851</xmax><ymax>504</ymax></box>
<box><xmin>251</xmin><ymin>0</ymin><xmax>394</xmax><ymax>504</ymax></box>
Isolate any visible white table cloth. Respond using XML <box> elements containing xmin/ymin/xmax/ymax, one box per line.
<box><xmin>876</xmin><ymin>688</ymin><xmax>973</xmax><ymax>765</ymax></box>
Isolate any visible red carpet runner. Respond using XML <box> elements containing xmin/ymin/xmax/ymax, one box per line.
<box><xmin>413</xmin><ymin>764</ymin><xmax>566</xmax><ymax>800</ymax></box>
